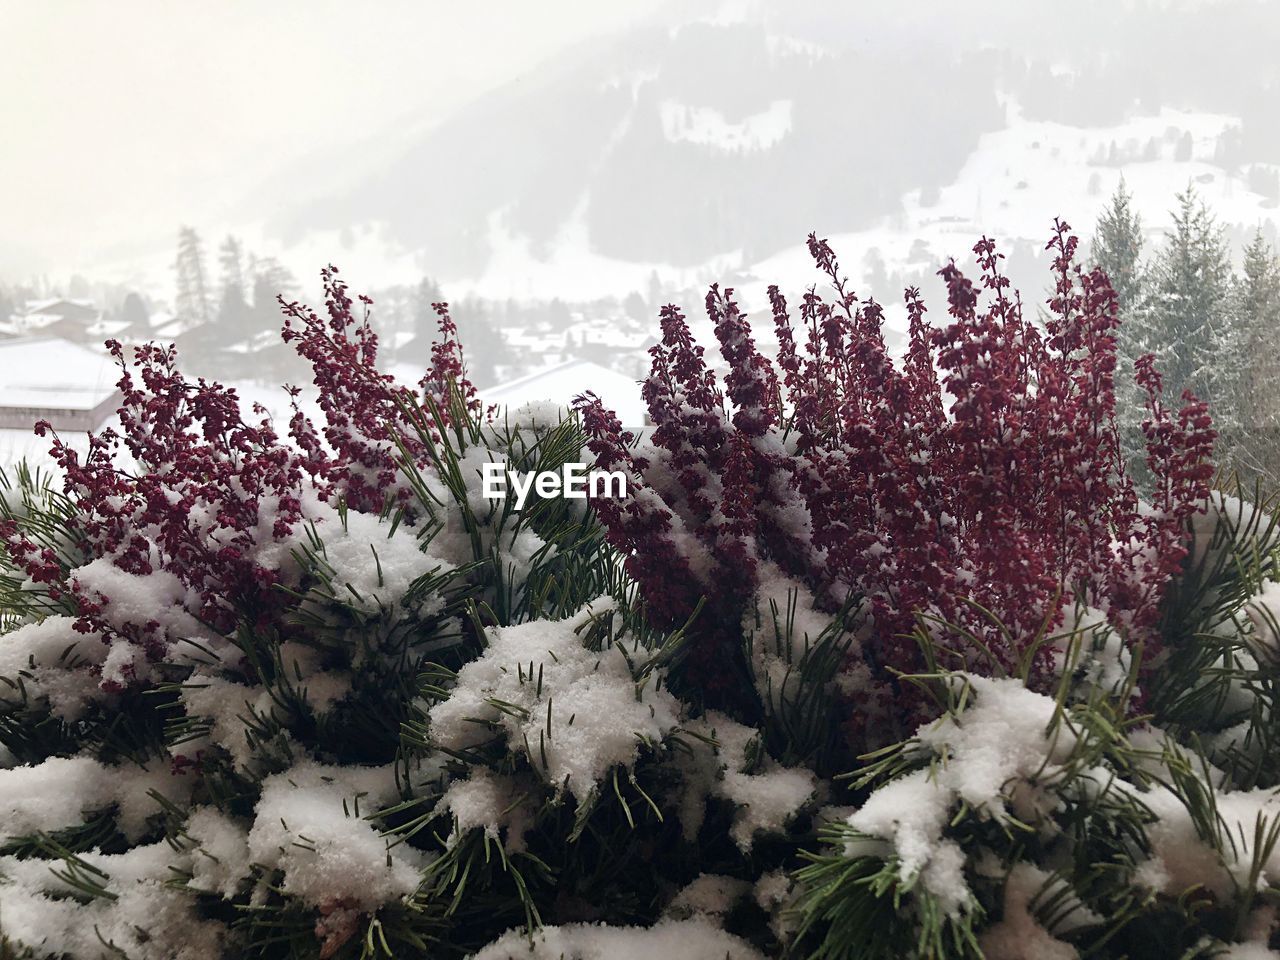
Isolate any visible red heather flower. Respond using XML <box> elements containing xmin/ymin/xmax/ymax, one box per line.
<box><xmin>574</xmin><ymin>392</ymin><xmax>707</xmax><ymax>628</ymax></box>
<box><xmin>580</xmin><ymin>225</ymin><xmax>1216</xmax><ymax>718</ymax></box>
<box><xmin>708</xmin><ymin>284</ymin><xmax>780</xmax><ymax>438</ymax></box>
<box><xmin>13</xmin><ymin>341</ymin><xmax>320</xmax><ymax>656</ymax></box>
<box><xmin>1113</xmin><ymin>356</ymin><xmax>1216</xmax><ymax>639</ymax></box>
<box><xmin>422</xmin><ymin>300</ymin><xmax>481</xmax><ymax>417</ymax></box>
<box><xmin>280</xmin><ymin>266</ymin><xmax>480</xmax><ymax>515</ymax></box>
<box><xmin>2</xmin><ymin>268</ymin><xmax>484</xmax><ymax>689</ymax></box>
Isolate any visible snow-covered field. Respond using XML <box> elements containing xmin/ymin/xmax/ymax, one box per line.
<box><xmin>659</xmin><ymin>98</ymin><xmax>792</xmax><ymax>152</ymax></box>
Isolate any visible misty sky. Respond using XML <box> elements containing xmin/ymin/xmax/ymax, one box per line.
<box><xmin>0</xmin><ymin>0</ymin><xmax>667</xmax><ymax>276</ymax></box>
<box><xmin>4</xmin><ymin>0</ymin><xmax>1273</xmax><ymax>296</ymax></box>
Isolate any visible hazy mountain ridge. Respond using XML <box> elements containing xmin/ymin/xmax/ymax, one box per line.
<box><xmin>272</xmin><ymin>6</ymin><xmax>1006</xmax><ymax>275</ymax></box>
<box><xmin>268</xmin><ymin>0</ymin><xmax>1279</xmax><ymax>291</ymax></box>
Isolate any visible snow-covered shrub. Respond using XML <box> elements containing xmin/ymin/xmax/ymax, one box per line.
<box><xmin>792</xmin><ymin>616</ymin><xmax>1280</xmax><ymax>959</ymax></box>
<box><xmin>1148</xmin><ymin>489</ymin><xmax>1280</xmax><ymax>789</ymax></box>
<box><xmin>2</xmin><ymin>237</ymin><xmax>1278</xmax><ymax>960</ymax></box>
<box><xmin>0</xmin><ymin>271</ymin><xmax>623</xmax><ymax>958</ymax></box>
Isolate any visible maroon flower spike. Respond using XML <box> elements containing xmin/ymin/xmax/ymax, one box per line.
<box><xmin>578</xmin><ymin>225</ymin><xmax>1216</xmax><ymax>724</ymax></box>
<box><xmin>4</xmin><ymin>266</ymin><xmax>487</xmax><ymax>694</ymax></box>
<box><xmin>280</xmin><ymin>266</ymin><xmax>480</xmax><ymax>514</ymax></box>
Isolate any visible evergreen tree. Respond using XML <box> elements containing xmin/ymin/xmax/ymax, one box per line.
<box><xmin>1236</xmin><ymin>230</ymin><xmax>1280</xmax><ymax>479</ymax></box>
<box><xmin>249</xmin><ymin>255</ymin><xmax>298</xmax><ymax>334</ymax></box>
<box><xmin>218</xmin><ymin>236</ymin><xmax>245</xmax><ymax>303</ymax></box>
<box><xmin>173</xmin><ymin>226</ymin><xmax>212</xmax><ymax>326</ymax></box>
<box><xmin>646</xmin><ymin>269</ymin><xmax>663</xmax><ymax>311</ymax></box>
<box><xmin>216</xmin><ymin>236</ymin><xmax>252</xmax><ymax>342</ymax></box>
<box><xmin>401</xmin><ymin>276</ymin><xmax>446</xmax><ymax>363</ymax></box>
<box><xmin>1091</xmin><ymin>179</ymin><xmax>1150</xmax><ymax>458</ymax></box>
<box><xmin>623</xmin><ymin>290</ymin><xmax>648</xmax><ymax>324</ymax></box>
<box><xmin>1247</xmin><ymin>164</ymin><xmax>1280</xmax><ymax>202</ymax></box>
<box><xmin>1092</xmin><ymin>179</ymin><xmax>1145</xmax><ymax>313</ymax></box>
<box><xmin>546</xmin><ymin>297</ymin><xmax>572</xmax><ymax>331</ymax></box>
<box><xmin>411</xmin><ymin>275</ymin><xmax>444</xmax><ymax>329</ymax></box>
<box><xmin>1175</xmin><ymin>130</ymin><xmax>1193</xmax><ymax>161</ymax></box>
<box><xmin>119</xmin><ymin>291</ymin><xmax>150</xmax><ymax>336</ymax></box>
<box><xmin>0</xmin><ymin>284</ymin><xmax>15</xmax><ymax>325</ymax></box>
<box><xmin>862</xmin><ymin>247</ymin><xmax>889</xmax><ymax>293</ymax></box>
<box><xmin>452</xmin><ymin>298</ymin><xmax>509</xmax><ymax>387</ymax></box>
<box><xmin>1144</xmin><ymin>186</ymin><xmax>1242</xmax><ymax>463</ymax></box>
<box><xmin>67</xmin><ymin>274</ymin><xmax>91</xmax><ymax>299</ymax></box>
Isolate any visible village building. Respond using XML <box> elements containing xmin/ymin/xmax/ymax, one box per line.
<box><xmin>0</xmin><ymin>337</ymin><xmax>121</xmax><ymax>431</ymax></box>
<box><xmin>9</xmin><ymin>298</ymin><xmax>105</xmax><ymax>343</ymax></box>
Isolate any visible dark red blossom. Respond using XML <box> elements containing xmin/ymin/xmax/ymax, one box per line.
<box><xmin>279</xmin><ymin>267</ymin><xmax>479</xmax><ymax>515</ymax></box>
<box><xmin>580</xmin><ymin>225</ymin><xmax>1215</xmax><ymax>718</ymax></box>
<box><xmin>2</xmin><ymin>267</ymin><xmax>483</xmax><ymax>694</ymax></box>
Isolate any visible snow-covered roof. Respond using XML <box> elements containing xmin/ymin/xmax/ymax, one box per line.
<box><xmin>14</xmin><ymin>313</ymin><xmax>64</xmax><ymax>331</ymax></box>
<box><xmin>149</xmin><ymin>314</ymin><xmax>196</xmax><ymax>340</ymax></box>
<box><xmin>498</xmin><ymin>327</ymin><xmax>558</xmax><ymax>350</ymax></box>
<box><xmin>480</xmin><ymin>359</ymin><xmax>646</xmax><ymax>426</ymax></box>
<box><xmin>23</xmin><ymin>297</ymin><xmax>97</xmax><ymax>315</ymax></box>
<box><xmin>0</xmin><ymin>338</ymin><xmax>119</xmax><ymax>411</ymax></box>
<box><xmin>561</xmin><ymin>321</ymin><xmax>654</xmax><ymax>350</ymax></box>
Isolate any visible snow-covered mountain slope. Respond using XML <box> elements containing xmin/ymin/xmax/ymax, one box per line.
<box><xmin>739</xmin><ymin>106</ymin><xmax>1280</xmax><ymax>347</ymax></box>
<box><xmin>448</xmin><ymin>101</ymin><xmax>1280</xmax><ymax>362</ymax></box>
<box><xmin>268</xmin><ymin>3</ymin><xmax>1007</xmax><ymax>282</ymax></box>
<box><xmin>255</xmin><ymin>0</ymin><xmax>1279</xmax><ymax>310</ymax></box>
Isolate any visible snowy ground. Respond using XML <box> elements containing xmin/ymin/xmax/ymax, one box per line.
<box><xmin>477</xmin><ymin>358</ymin><xmax>646</xmax><ymax>426</ymax></box>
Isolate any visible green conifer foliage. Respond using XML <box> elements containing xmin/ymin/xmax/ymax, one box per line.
<box><xmin>1236</xmin><ymin>231</ymin><xmax>1280</xmax><ymax>481</ymax></box>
